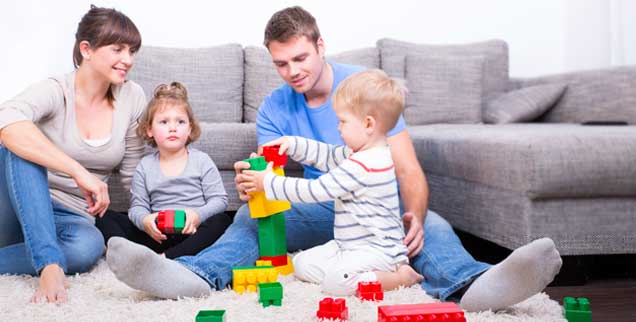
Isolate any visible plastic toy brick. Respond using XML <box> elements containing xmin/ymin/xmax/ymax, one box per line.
<box><xmin>377</xmin><ymin>302</ymin><xmax>465</xmax><ymax>322</ymax></box>
<box><xmin>244</xmin><ymin>156</ymin><xmax>268</xmax><ymax>171</ymax></box>
<box><xmin>261</xmin><ymin>145</ymin><xmax>287</xmax><ymax>167</ymax></box>
<box><xmin>317</xmin><ymin>297</ymin><xmax>348</xmax><ymax>321</ymax></box>
<box><xmin>563</xmin><ymin>297</ymin><xmax>592</xmax><ymax>322</ymax></box>
<box><xmin>155</xmin><ymin>210</ymin><xmax>186</xmax><ymax>234</ymax></box>
<box><xmin>274</xmin><ymin>256</ymin><xmax>294</xmax><ymax>276</ymax></box>
<box><xmin>195</xmin><ymin>310</ymin><xmax>226</xmax><ymax>322</ymax></box>
<box><xmin>232</xmin><ymin>265</ymin><xmax>278</xmax><ymax>294</ymax></box>
<box><xmin>248</xmin><ymin>191</ymin><xmax>291</xmax><ymax>218</ymax></box>
<box><xmin>256</xmin><ymin>260</ymin><xmax>272</xmax><ymax>267</ymax></box>
<box><xmin>258</xmin><ymin>282</ymin><xmax>283</xmax><ymax>307</ymax></box>
<box><xmin>258</xmin><ymin>212</ymin><xmax>287</xmax><ymax>256</ymax></box>
<box><xmin>260</xmin><ymin>255</ymin><xmax>288</xmax><ymax>267</ymax></box>
<box><xmin>356</xmin><ymin>281</ymin><xmax>383</xmax><ymax>301</ymax></box>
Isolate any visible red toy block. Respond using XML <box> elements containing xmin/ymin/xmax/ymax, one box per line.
<box><xmin>356</xmin><ymin>281</ymin><xmax>383</xmax><ymax>301</ymax></box>
<box><xmin>261</xmin><ymin>145</ymin><xmax>287</xmax><ymax>167</ymax></box>
<box><xmin>259</xmin><ymin>255</ymin><xmax>288</xmax><ymax>267</ymax></box>
<box><xmin>317</xmin><ymin>297</ymin><xmax>348</xmax><ymax>321</ymax></box>
<box><xmin>378</xmin><ymin>302</ymin><xmax>465</xmax><ymax>322</ymax></box>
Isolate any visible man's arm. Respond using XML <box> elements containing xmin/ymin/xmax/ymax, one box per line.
<box><xmin>388</xmin><ymin>130</ymin><xmax>428</xmax><ymax>257</ymax></box>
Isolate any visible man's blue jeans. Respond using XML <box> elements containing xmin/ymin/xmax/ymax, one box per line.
<box><xmin>0</xmin><ymin>147</ymin><xmax>104</xmax><ymax>275</ymax></box>
<box><xmin>176</xmin><ymin>200</ymin><xmax>491</xmax><ymax>300</ymax></box>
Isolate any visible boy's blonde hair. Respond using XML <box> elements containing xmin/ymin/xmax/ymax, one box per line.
<box><xmin>333</xmin><ymin>69</ymin><xmax>406</xmax><ymax>134</ymax></box>
<box><xmin>137</xmin><ymin>82</ymin><xmax>201</xmax><ymax>147</ymax></box>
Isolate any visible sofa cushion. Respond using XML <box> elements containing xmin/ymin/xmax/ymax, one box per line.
<box><xmin>484</xmin><ymin>83</ymin><xmax>567</xmax><ymax>124</ymax></box>
<box><xmin>128</xmin><ymin>44</ymin><xmax>244</xmax><ymax>123</ymax></box>
<box><xmin>405</xmin><ymin>54</ymin><xmax>484</xmax><ymax>125</ymax></box>
<box><xmin>409</xmin><ymin>123</ymin><xmax>636</xmax><ymax>198</ymax></box>
<box><xmin>377</xmin><ymin>38</ymin><xmax>509</xmax><ymax>101</ymax></box>
<box><xmin>243</xmin><ymin>47</ymin><xmax>380</xmax><ymax>123</ymax></box>
<box><xmin>514</xmin><ymin>66</ymin><xmax>636</xmax><ymax>124</ymax></box>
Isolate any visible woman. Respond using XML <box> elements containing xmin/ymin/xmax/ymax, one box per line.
<box><xmin>0</xmin><ymin>5</ymin><xmax>146</xmax><ymax>303</ymax></box>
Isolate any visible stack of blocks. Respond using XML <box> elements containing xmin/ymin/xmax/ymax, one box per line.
<box><xmin>155</xmin><ymin>210</ymin><xmax>186</xmax><ymax>234</ymax></box>
<box><xmin>563</xmin><ymin>297</ymin><xmax>592</xmax><ymax>322</ymax></box>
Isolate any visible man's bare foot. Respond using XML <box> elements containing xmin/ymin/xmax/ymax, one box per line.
<box><xmin>31</xmin><ymin>264</ymin><xmax>67</xmax><ymax>304</ymax></box>
<box><xmin>397</xmin><ymin>264</ymin><xmax>424</xmax><ymax>287</ymax></box>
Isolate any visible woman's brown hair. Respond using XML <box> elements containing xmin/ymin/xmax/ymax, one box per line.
<box><xmin>73</xmin><ymin>5</ymin><xmax>141</xmax><ymax>104</ymax></box>
<box><xmin>137</xmin><ymin>82</ymin><xmax>201</xmax><ymax>147</ymax></box>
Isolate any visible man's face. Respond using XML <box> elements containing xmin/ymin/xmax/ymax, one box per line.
<box><xmin>268</xmin><ymin>35</ymin><xmax>325</xmax><ymax>94</ymax></box>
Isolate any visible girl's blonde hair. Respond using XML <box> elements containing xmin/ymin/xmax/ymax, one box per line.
<box><xmin>333</xmin><ymin>69</ymin><xmax>407</xmax><ymax>134</ymax></box>
<box><xmin>137</xmin><ymin>82</ymin><xmax>201</xmax><ymax>147</ymax></box>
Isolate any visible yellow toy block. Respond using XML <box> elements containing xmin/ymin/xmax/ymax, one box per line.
<box><xmin>248</xmin><ymin>166</ymin><xmax>291</xmax><ymax>218</ymax></box>
<box><xmin>274</xmin><ymin>256</ymin><xmax>294</xmax><ymax>276</ymax></box>
<box><xmin>256</xmin><ymin>260</ymin><xmax>272</xmax><ymax>267</ymax></box>
<box><xmin>232</xmin><ymin>266</ymin><xmax>278</xmax><ymax>294</ymax></box>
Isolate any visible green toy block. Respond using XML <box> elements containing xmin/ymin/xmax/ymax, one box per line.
<box><xmin>258</xmin><ymin>282</ymin><xmax>283</xmax><ymax>307</ymax></box>
<box><xmin>195</xmin><ymin>310</ymin><xmax>226</xmax><ymax>322</ymax></box>
<box><xmin>563</xmin><ymin>297</ymin><xmax>591</xmax><ymax>322</ymax></box>
<box><xmin>258</xmin><ymin>212</ymin><xmax>287</xmax><ymax>256</ymax></box>
<box><xmin>174</xmin><ymin>210</ymin><xmax>186</xmax><ymax>234</ymax></box>
<box><xmin>244</xmin><ymin>156</ymin><xmax>268</xmax><ymax>171</ymax></box>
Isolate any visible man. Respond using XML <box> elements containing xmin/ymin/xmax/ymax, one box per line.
<box><xmin>107</xmin><ymin>6</ymin><xmax>562</xmax><ymax>312</ymax></box>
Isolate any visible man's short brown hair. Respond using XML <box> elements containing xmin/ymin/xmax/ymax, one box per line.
<box><xmin>263</xmin><ymin>6</ymin><xmax>321</xmax><ymax>48</ymax></box>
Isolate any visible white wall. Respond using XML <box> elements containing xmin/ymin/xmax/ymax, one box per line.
<box><xmin>0</xmin><ymin>0</ymin><xmax>632</xmax><ymax>102</ymax></box>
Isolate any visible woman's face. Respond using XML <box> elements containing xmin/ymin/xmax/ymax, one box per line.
<box><xmin>85</xmin><ymin>43</ymin><xmax>135</xmax><ymax>85</ymax></box>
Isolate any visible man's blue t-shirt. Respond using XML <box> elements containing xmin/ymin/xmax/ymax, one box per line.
<box><xmin>256</xmin><ymin>61</ymin><xmax>407</xmax><ymax>179</ymax></box>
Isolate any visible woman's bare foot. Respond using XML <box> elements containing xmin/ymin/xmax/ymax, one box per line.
<box><xmin>31</xmin><ymin>264</ymin><xmax>67</xmax><ymax>304</ymax></box>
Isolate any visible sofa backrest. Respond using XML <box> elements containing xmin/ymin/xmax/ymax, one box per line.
<box><xmin>243</xmin><ymin>46</ymin><xmax>380</xmax><ymax>123</ymax></box>
<box><xmin>511</xmin><ymin>66</ymin><xmax>636</xmax><ymax>124</ymax></box>
<box><xmin>128</xmin><ymin>44</ymin><xmax>245</xmax><ymax>123</ymax></box>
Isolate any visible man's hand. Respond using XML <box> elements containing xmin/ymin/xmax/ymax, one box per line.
<box><xmin>182</xmin><ymin>209</ymin><xmax>201</xmax><ymax>234</ymax></box>
<box><xmin>142</xmin><ymin>213</ymin><xmax>167</xmax><ymax>244</ymax></box>
<box><xmin>403</xmin><ymin>212</ymin><xmax>424</xmax><ymax>257</ymax></box>
<box><xmin>233</xmin><ymin>152</ymin><xmax>259</xmax><ymax>201</ymax></box>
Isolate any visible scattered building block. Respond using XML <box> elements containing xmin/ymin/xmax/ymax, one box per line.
<box><xmin>258</xmin><ymin>282</ymin><xmax>283</xmax><ymax>307</ymax></box>
<box><xmin>378</xmin><ymin>302</ymin><xmax>465</xmax><ymax>322</ymax></box>
<box><xmin>356</xmin><ymin>281</ymin><xmax>383</xmax><ymax>301</ymax></box>
<box><xmin>195</xmin><ymin>310</ymin><xmax>226</xmax><ymax>322</ymax></box>
<box><xmin>563</xmin><ymin>297</ymin><xmax>592</xmax><ymax>322</ymax></box>
<box><xmin>317</xmin><ymin>297</ymin><xmax>348</xmax><ymax>321</ymax></box>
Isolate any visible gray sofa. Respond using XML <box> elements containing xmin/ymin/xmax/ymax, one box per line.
<box><xmin>109</xmin><ymin>39</ymin><xmax>636</xmax><ymax>257</ymax></box>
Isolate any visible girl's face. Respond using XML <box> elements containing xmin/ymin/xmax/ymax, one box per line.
<box><xmin>146</xmin><ymin>104</ymin><xmax>192</xmax><ymax>153</ymax></box>
<box><xmin>84</xmin><ymin>43</ymin><xmax>135</xmax><ymax>85</ymax></box>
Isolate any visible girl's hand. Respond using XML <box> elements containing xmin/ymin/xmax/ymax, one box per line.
<box><xmin>243</xmin><ymin>161</ymin><xmax>273</xmax><ymax>193</ymax></box>
<box><xmin>262</xmin><ymin>137</ymin><xmax>291</xmax><ymax>155</ymax></box>
<box><xmin>142</xmin><ymin>213</ymin><xmax>167</xmax><ymax>243</ymax></box>
<box><xmin>182</xmin><ymin>209</ymin><xmax>201</xmax><ymax>234</ymax></box>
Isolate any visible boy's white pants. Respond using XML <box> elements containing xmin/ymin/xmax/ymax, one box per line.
<box><xmin>292</xmin><ymin>240</ymin><xmax>400</xmax><ymax>296</ymax></box>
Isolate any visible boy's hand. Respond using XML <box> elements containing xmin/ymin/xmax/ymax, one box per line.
<box><xmin>142</xmin><ymin>213</ymin><xmax>167</xmax><ymax>244</ymax></box>
<box><xmin>243</xmin><ymin>162</ymin><xmax>273</xmax><ymax>193</ymax></box>
<box><xmin>234</xmin><ymin>152</ymin><xmax>259</xmax><ymax>201</ymax></box>
<box><xmin>263</xmin><ymin>137</ymin><xmax>291</xmax><ymax>155</ymax></box>
<box><xmin>182</xmin><ymin>209</ymin><xmax>201</xmax><ymax>234</ymax></box>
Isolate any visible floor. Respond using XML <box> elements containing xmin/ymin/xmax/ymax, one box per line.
<box><xmin>455</xmin><ymin>229</ymin><xmax>636</xmax><ymax>322</ymax></box>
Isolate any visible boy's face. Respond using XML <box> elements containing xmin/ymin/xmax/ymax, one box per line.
<box><xmin>147</xmin><ymin>104</ymin><xmax>192</xmax><ymax>152</ymax></box>
<box><xmin>335</xmin><ymin>107</ymin><xmax>368</xmax><ymax>152</ymax></box>
<box><xmin>268</xmin><ymin>35</ymin><xmax>325</xmax><ymax>94</ymax></box>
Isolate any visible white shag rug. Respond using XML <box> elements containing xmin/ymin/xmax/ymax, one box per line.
<box><xmin>0</xmin><ymin>260</ymin><xmax>566</xmax><ymax>322</ymax></box>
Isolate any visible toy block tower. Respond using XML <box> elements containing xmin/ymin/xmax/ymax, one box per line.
<box><xmin>242</xmin><ymin>145</ymin><xmax>294</xmax><ymax>275</ymax></box>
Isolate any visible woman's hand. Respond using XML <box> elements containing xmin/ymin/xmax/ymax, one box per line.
<box><xmin>73</xmin><ymin>169</ymin><xmax>110</xmax><ymax>217</ymax></box>
<box><xmin>182</xmin><ymin>209</ymin><xmax>201</xmax><ymax>234</ymax></box>
<box><xmin>142</xmin><ymin>213</ymin><xmax>167</xmax><ymax>244</ymax></box>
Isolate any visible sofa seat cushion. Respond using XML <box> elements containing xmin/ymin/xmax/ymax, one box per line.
<box><xmin>408</xmin><ymin>124</ymin><xmax>636</xmax><ymax>198</ymax></box>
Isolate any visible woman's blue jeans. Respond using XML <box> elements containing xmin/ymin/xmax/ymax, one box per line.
<box><xmin>0</xmin><ymin>147</ymin><xmax>104</xmax><ymax>275</ymax></box>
